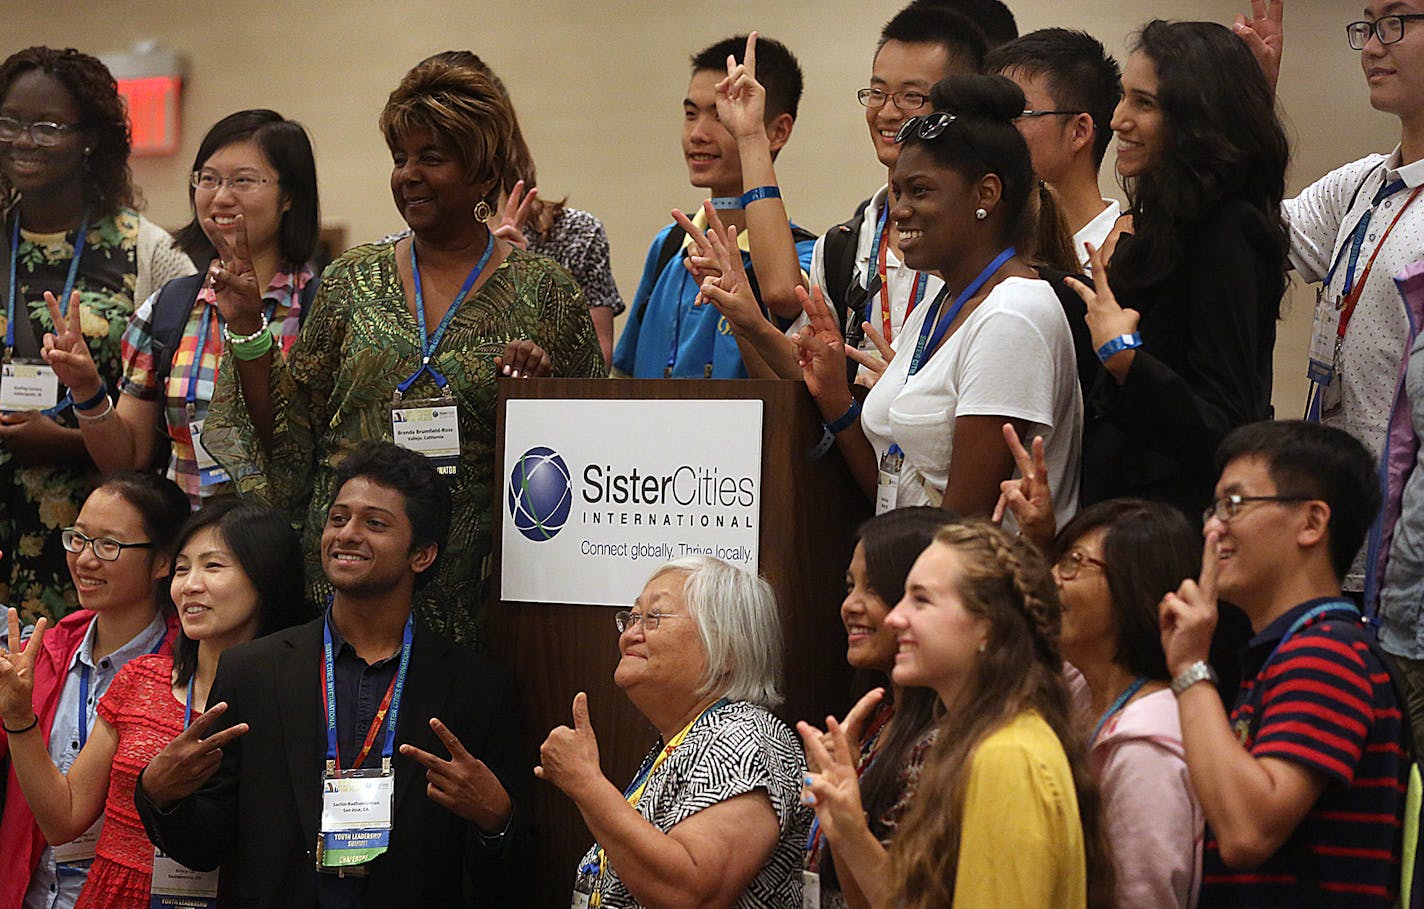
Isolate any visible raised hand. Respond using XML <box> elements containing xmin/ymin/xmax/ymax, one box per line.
<box><xmin>0</xmin><ymin>607</ymin><xmax>45</xmax><ymax>729</ymax></box>
<box><xmin>1234</xmin><ymin>0</ymin><xmax>1283</xmax><ymax>94</ymax></box>
<box><xmin>1065</xmin><ymin>241</ymin><xmax>1140</xmax><ymax>380</ymax></box>
<box><xmin>715</xmin><ymin>32</ymin><xmax>768</xmax><ymax>142</ymax></box>
<box><xmin>139</xmin><ymin>701</ymin><xmax>250</xmax><ymax>810</ymax></box>
<box><xmin>1159</xmin><ymin>530</ymin><xmax>1222</xmax><ymax>677</ymax></box>
<box><xmin>491</xmin><ymin>180</ymin><xmax>537</xmax><ymax>250</ymax></box>
<box><xmin>792</xmin><ymin>285</ymin><xmax>852</xmax><ymax>416</ymax></box>
<box><xmin>39</xmin><ymin>290</ymin><xmax>102</xmax><ymax>402</ymax></box>
<box><xmin>674</xmin><ymin>206</ymin><xmax>723</xmax><ymax>288</ymax></box>
<box><xmin>535</xmin><ymin>692</ymin><xmax>605</xmax><ymax>800</ymax></box>
<box><xmin>698</xmin><ymin>224</ymin><xmax>767</xmax><ymax>336</ymax></box>
<box><xmin>495</xmin><ymin>340</ymin><xmax>552</xmax><ymax>379</ymax></box>
<box><xmin>991</xmin><ymin>423</ymin><xmax>1057</xmax><ymax>551</ymax></box>
<box><xmin>796</xmin><ymin>714</ymin><xmax>869</xmax><ymax>843</ymax></box>
<box><xmin>203</xmin><ymin>214</ymin><xmax>265</xmax><ymax>335</ymax></box>
<box><xmin>399</xmin><ymin>717</ymin><xmax>512</xmax><ymax>833</ymax></box>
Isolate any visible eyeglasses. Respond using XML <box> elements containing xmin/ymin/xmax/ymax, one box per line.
<box><xmin>1055</xmin><ymin>549</ymin><xmax>1107</xmax><ymax>580</ymax></box>
<box><xmin>614</xmin><ymin>610</ymin><xmax>682</xmax><ymax>633</ymax></box>
<box><xmin>858</xmin><ymin>88</ymin><xmax>931</xmax><ymax>112</ymax></box>
<box><xmin>895</xmin><ymin>112</ymin><xmax>958</xmax><ymax>144</ymax></box>
<box><xmin>60</xmin><ymin>528</ymin><xmax>155</xmax><ymax>562</ymax></box>
<box><xmin>1202</xmin><ymin>494</ymin><xmax>1311</xmax><ymax>525</ymax></box>
<box><xmin>0</xmin><ymin>116</ymin><xmax>79</xmax><ymax>147</ymax></box>
<box><xmin>190</xmin><ymin>170</ymin><xmax>275</xmax><ymax>194</ymax></box>
<box><xmin>1347</xmin><ymin>14</ymin><xmax>1424</xmax><ymax>50</ymax></box>
<box><xmin>1018</xmin><ymin>109</ymin><xmax>1088</xmax><ymax>120</ymax></box>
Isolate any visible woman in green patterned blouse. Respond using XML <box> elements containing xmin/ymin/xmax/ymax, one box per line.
<box><xmin>0</xmin><ymin>47</ymin><xmax>195</xmax><ymax>624</ymax></box>
<box><xmin>202</xmin><ymin>57</ymin><xmax>604</xmax><ymax>647</ymax></box>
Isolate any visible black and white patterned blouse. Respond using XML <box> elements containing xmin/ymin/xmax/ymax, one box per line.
<box><xmin>380</xmin><ymin>206</ymin><xmax>624</xmax><ymax>313</ymax></box>
<box><xmin>577</xmin><ymin>700</ymin><xmax>810</xmax><ymax>908</ymax></box>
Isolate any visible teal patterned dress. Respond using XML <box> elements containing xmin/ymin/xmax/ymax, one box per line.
<box><xmin>0</xmin><ymin>209</ymin><xmax>193</xmax><ymax>624</ymax></box>
<box><xmin>203</xmin><ymin>242</ymin><xmax>605</xmax><ymax>647</ymax></box>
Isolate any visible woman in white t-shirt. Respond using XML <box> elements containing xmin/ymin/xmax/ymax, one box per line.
<box><xmin>795</xmin><ymin>74</ymin><xmax>1082</xmax><ymax>524</ymax></box>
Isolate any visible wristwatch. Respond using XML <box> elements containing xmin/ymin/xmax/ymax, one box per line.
<box><xmin>1170</xmin><ymin>661</ymin><xmax>1218</xmax><ymax>697</ymax></box>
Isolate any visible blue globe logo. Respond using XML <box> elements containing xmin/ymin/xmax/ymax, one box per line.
<box><xmin>509</xmin><ymin>447</ymin><xmax>573</xmax><ymax>541</ymax></box>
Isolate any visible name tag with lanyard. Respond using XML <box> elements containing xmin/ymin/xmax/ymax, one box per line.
<box><xmin>1307</xmin><ymin>177</ymin><xmax>1421</xmax><ymax>421</ymax></box>
<box><xmin>315</xmin><ymin>614</ymin><xmax>413</xmax><ymax>874</ymax></box>
<box><xmin>867</xmin><ymin>205</ymin><xmax>928</xmax><ymax>346</ymax></box>
<box><xmin>391</xmin><ymin>237</ymin><xmax>495</xmax><ymax>476</ymax></box>
<box><xmin>3</xmin><ymin>211</ymin><xmax>88</xmax><ymax>416</ymax></box>
<box><xmin>150</xmin><ymin>684</ymin><xmax>220</xmax><ymax>907</ymax></box>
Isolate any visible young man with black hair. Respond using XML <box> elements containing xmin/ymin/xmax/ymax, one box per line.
<box><xmin>611</xmin><ymin>34</ymin><xmax>816</xmax><ymax>379</ymax></box>
<box><xmin>1161</xmin><ymin>420</ymin><xmax>1405</xmax><ymax>908</ymax></box>
<box><xmin>134</xmin><ymin>441</ymin><xmax>528</xmax><ymax>908</ymax></box>
<box><xmin>912</xmin><ymin>0</ymin><xmax>1018</xmax><ymax>49</ymax></box>
<box><xmin>987</xmin><ymin>28</ymin><xmax>1123</xmax><ymax>269</ymax></box>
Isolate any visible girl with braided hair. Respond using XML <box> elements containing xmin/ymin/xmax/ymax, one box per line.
<box><xmin>799</xmin><ymin>520</ymin><xmax>1110</xmax><ymax>909</ymax></box>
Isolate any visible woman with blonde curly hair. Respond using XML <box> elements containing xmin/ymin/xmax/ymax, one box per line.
<box><xmin>200</xmin><ymin>56</ymin><xmax>603</xmax><ymax>646</ymax></box>
<box><xmin>800</xmin><ymin>521</ymin><xmax>1110</xmax><ymax>909</ymax></box>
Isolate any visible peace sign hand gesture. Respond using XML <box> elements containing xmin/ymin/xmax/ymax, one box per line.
<box><xmin>793</xmin><ymin>284</ymin><xmax>853</xmax><ymax>417</ymax></box>
<box><xmin>400</xmin><ymin>717</ymin><xmax>513</xmax><ymax>834</ymax></box>
<box><xmin>716</xmin><ymin>32</ymin><xmax>768</xmax><ymax>142</ymax></box>
<box><xmin>491</xmin><ymin>179</ymin><xmax>537</xmax><ymax>250</ymax></box>
<box><xmin>203</xmin><ymin>214</ymin><xmax>265</xmax><ymax>336</ymax></box>
<box><xmin>796</xmin><ymin>712</ymin><xmax>869</xmax><ymax>843</ymax></box>
<box><xmin>139</xmin><ymin>701</ymin><xmax>250</xmax><ymax>810</ymax></box>
<box><xmin>40</xmin><ymin>290</ymin><xmax>103</xmax><ymax>403</ymax></box>
<box><xmin>1065</xmin><ymin>241</ymin><xmax>1140</xmax><ymax>381</ymax></box>
<box><xmin>1234</xmin><ymin>0</ymin><xmax>1284</xmax><ymax>94</ymax></box>
<box><xmin>991</xmin><ymin>423</ymin><xmax>1056</xmax><ymax>551</ymax></box>
<box><xmin>1159</xmin><ymin>530</ymin><xmax>1222</xmax><ymax>678</ymax></box>
<box><xmin>0</xmin><ymin>607</ymin><xmax>45</xmax><ymax>730</ymax></box>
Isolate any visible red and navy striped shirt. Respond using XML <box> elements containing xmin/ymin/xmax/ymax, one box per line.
<box><xmin>1200</xmin><ymin>597</ymin><xmax>1407</xmax><ymax>908</ymax></box>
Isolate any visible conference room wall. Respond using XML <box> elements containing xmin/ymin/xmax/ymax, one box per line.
<box><xmin>6</xmin><ymin>1</ymin><xmax>1396</xmax><ymax>417</ymax></box>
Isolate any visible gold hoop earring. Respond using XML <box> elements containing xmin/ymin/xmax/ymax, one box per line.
<box><xmin>473</xmin><ymin>200</ymin><xmax>493</xmax><ymax>221</ymax></box>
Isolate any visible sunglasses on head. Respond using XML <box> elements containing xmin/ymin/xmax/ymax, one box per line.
<box><xmin>895</xmin><ymin>112</ymin><xmax>958</xmax><ymax>144</ymax></box>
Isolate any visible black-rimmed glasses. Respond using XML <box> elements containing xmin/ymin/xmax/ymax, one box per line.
<box><xmin>60</xmin><ymin>528</ymin><xmax>155</xmax><ymax>562</ymax></box>
<box><xmin>1348</xmin><ymin>14</ymin><xmax>1424</xmax><ymax>50</ymax></box>
<box><xmin>858</xmin><ymin>88</ymin><xmax>931</xmax><ymax>112</ymax></box>
<box><xmin>1018</xmin><ymin>109</ymin><xmax>1088</xmax><ymax>120</ymax></box>
<box><xmin>1202</xmin><ymin>494</ymin><xmax>1311</xmax><ymax>525</ymax></box>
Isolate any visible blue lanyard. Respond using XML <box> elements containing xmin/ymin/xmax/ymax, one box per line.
<box><xmin>185</xmin><ymin>304</ymin><xmax>214</xmax><ymax>413</ymax></box>
<box><xmin>1263</xmin><ymin>601</ymin><xmax>1360</xmax><ymax>667</ymax></box>
<box><xmin>1322</xmin><ymin>178</ymin><xmax>1410</xmax><ymax>293</ymax></box>
<box><xmin>8</xmin><ymin>210</ymin><xmax>90</xmax><ymax>351</ymax></box>
<box><xmin>865</xmin><ymin>205</ymin><xmax>929</xmax><ymax>336</ymax></box>
<box><xmin>400</xmin><ymin>237</ymin><xmax>494</xmax><ymax>395</ymax></box>
<box><xmin>321</xmin><ymin>613</ymin><xmax>414</xmax><ymax>769</ymax></box>
<box><xmin>183</xmin><ymin>674</ymin><xmax>196</xmax><ymax>730</ymax></box>
<box><xmin>1091</xmin><ymin>675</ymin><xmax>1149</xmax><ymax>743</ymax></box>
<box><xmin>906</xmin><ymin>247</ymin><xmax>1015</xmax><ymax>377</ymax></box>
<box><xmin>76</xmin><ymin>628</ymin><xmax>164</xmax><ymax>749</ymax></box>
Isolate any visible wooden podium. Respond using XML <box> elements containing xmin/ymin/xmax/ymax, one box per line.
<box><xmin>490</xmin><ymin>379</ymin><xmax>869</xmax><ymax>908</ymax></box>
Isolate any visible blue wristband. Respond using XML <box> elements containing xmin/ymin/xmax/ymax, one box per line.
<box><xmin>824</xmin><ymin>398</ymin><xmax>862</xmax><ymax>434</ymax></box>
<box><xmin>741</xmin><ymin>185</ymin><xmax>782</xmax><ymax>206</ymax></box>
<box><xmin>72</xmin><ymin>380</ymin><xmax>108</xmax><ymax>412</ymax></box>
<box><xmin>1096</xmin><ymin>332</ymin><xmax>1142</xmax><ymax>364</ymax></box>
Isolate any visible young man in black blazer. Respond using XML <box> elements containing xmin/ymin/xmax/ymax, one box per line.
<box><xmin>135</xmin><ymin>441</ymin><xmax>529</xmax><ymax>908</ymax></box>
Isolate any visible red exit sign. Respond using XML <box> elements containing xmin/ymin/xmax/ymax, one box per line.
<box><xmin>117</xmin><ymin>75</ymin><xmax>181</xmax><ymax>157</ymax></box>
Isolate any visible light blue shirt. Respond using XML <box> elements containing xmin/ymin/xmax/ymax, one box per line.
<box><xmin>22</xmin><ymin>612</ymin><xmax>167</xmax><ymax>909</ymax></box>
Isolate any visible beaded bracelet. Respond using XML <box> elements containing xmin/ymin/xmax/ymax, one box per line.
<box><xmin>222</xmin><ymin>311</ymin><xmax>270</xmax><ymax>346</ymax></box>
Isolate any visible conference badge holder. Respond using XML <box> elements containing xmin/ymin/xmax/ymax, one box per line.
<box><xmin>876</xmin><ymin>444</ymin><xmax>903</xmax><ymax>516</ymax></box>
<box><xmin>801</xmin><ymin>871</ymin><xmax>820</xmax><ymax>908</ymax></box>
<box><xmin>0</xmin><ymin>357</ymin><xmax>60</xmax><ymax>414</ymax></box>
<box><xmin>51</xmin><ymin>816</ymin><xmax>102</xmax><ymax>864</ymax></box>
<box><xmin>187</xmin><ymin>413</ymin><xmax>231</xmax><ymax>487</ymax></box>
<box><xmin>1307</xmin><ymin>286</ymin><xmax>1344</xmax><ymax>418</ymax></box>
<box><xmin>390</xmin><ymin>393</ymin><xmax>461</xmax><ymax>476</ymax></box>
<box><xmin>150</xmin><ymin>847</ymin><xmax>219</xmax><ymax>908</ymax></box>
<box><xmin>316</xmin><ymin>762</ymin><xmax>396</xmax><ymax>874</ymax></box>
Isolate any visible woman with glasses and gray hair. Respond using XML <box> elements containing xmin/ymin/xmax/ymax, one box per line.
<box><xmin>537</xmin><ymin>556</ymin><xmax>809</xmax><ymax>908</ymax></box>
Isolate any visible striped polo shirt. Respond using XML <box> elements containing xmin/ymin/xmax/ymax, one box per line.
<box><xmin>1200</xmin><ymin>597</ymin><xmax>1407</xmax><ymax>907</ymax></box>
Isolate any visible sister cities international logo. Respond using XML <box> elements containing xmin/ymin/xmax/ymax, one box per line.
<box><xmin>508</xmin><ymin>447</ymin><xmax>573</xmax><ymax>541</ymax></box>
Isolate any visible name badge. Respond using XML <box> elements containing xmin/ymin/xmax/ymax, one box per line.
<box><xmin>1307</xmin><ymin>285</ymin><xmax>1342</xmax><ymax>389</ymax></box>
<box><xmin>802</xmin><ymin>870</ymin><xmax>821</xmax><ymax>908</ymax></box>
<box><xmin>150</xmin><ymin>847</ymin><xmax>219</xmax><ymax>908</ymax></box>
<box><xmin>188</xmin><ymin>418</ymin><xmax>230</xmax><ymax>487</ymax></box>
<box><xmin>0</xmin><ymin>361</ymin><xmax>60</xmax><ymax>412</ymax></box>
<box><xmin>876</xmin><ymin>445</ymin><xmax>903</xmax><ymax>516</ymax></box>
<box><xmin>52</xmin><ymin>816</ymin><xmax>102</xmax><ymax>864</ymax></box>
<box><xmin>391</xmin><ymin>395</ymin><xmax>460</xmax><ymax>476</ymax></box>
<box><xmin>317</xmin><ymin>768</ymin><xmax>395</xmax><ymax>871</ymax></box>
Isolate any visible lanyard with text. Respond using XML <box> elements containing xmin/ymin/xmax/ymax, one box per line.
<box><xmin>150</xmin><ymin>683</ymin><xmax>221</xmax><ymax>906</ymax></box>
<box><xmin>575</xmin><ymin>699</ymin><xmax>730</xmax><ymax>908</ymax></box>
<box><xmin>321</xmin><ymin>614</ymin><xmax>414</xmax><ymax>774</ymax></box>
<box><xmin>185</xmin><ymin>305</ymin><xmax>230</xmax><ymax>486</ymax></box>
<box><xmin>7</xmin><ymin>210</ymin><xmax>89</xmax><ymax>352</ymax></box>
<box><xmin>906</xmin><ymin>247</ymin><xmax>1015</xmax><ymax>378</ymax></box>
<box><xmin>1091</xmin><ymin>676</ymin><xmax>1149</xmax><ymax>743</ymax></box>
<box><xmin>1331</xmin><ymin>183</ymin><xmax>1420</xmax><ymax>343</ymax></box>
<box><xmin>399</xmin><ymin>236</ymin><xmax>494</xmax><ymax>396</ymax></box>
<box><xmin>4</xmin><ymin>211</ymin><xmax>90</xmax><ymax>416</ymax></box>
<box><xmin>867</xmin><ymin>206</ymin><xmax>928</xmax><ymax>343</ymax></box>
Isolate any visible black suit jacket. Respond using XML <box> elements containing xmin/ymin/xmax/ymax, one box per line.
<box><xmin>136</xmin><ymin>617</ymin><xmax>532</xmax><ymax>908</ymax></box>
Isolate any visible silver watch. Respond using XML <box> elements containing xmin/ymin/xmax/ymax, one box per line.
<box><xmin>1170</xmin><ymin>661</ymin><xmax>1218</xmax><ymax>697</ymax></box>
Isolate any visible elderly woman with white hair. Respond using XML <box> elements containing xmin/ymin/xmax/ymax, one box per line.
<box><xmin>537</xmin><ymin>556</ymin><xmax>809</xmax><ymax>908</ymax></box>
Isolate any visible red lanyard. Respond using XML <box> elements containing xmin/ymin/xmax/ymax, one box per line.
<box><xmin>873</xmin><ymin>209</ymin><xmax>927</xmax><ymax>343</ymax></box>
<box><xmin>1338</xmin><ymin>186</ymin><xmax>1422</xmax><ymax>340</ymax></box>
<box><xmin>319</xmin><ymin>655</ymin><xmax>399</xmax><ymax>773</ymax></box>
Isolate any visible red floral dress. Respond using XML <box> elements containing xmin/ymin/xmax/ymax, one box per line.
<box><xmin>75</xmin><ymin>654</ymin><xmax>184</xmax><ymax>909</ymax></box>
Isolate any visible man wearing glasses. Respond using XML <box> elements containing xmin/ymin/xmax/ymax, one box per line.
<box><xmin>987</xmin><ymin>29</ymin><xmax>1123</xmax><ymax>271</ymax></box>
<box><xmin>1160</xmin><ymin>420</ymin><xmax>1405</xmax><ymax>908</ymax></box>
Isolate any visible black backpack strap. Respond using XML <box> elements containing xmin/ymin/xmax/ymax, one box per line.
<box><xmin>151</xmin><ymin>274</ymin><xmax>207</xmax><ymax>392</ymax></box>
<box><xmin>820</xmin><ymin>201</ymin><xmax>871</xmax><ymax>385</ymax></box>
<box><xmin>627</xmin><ymin>224</ymin><xmax>689</xmax><ymax>329</ymax></box>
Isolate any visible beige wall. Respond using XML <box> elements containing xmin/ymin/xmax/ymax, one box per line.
<box><xmin>6</xmin><ymin>1</ymin><xmax>1398</xmax><ymax>416</ymax></box>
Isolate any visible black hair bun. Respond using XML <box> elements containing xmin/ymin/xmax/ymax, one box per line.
<box><xmin>928</xmin><ymin>74</ymin><xmax>1026</xmax><ymax>124</ymax></box>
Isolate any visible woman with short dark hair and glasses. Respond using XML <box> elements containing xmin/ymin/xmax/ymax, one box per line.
<box><xmin>0</xmin><ymin>47</ymin><xmax>194</xmax><ymax>626</ymax></box>
<box><xmin>0</xmin><ymin>472</ymin><xmax>188</xmax><ymax>909</ymax></box>
<box><xmin>793</xmin><ymin>74</ymin><xmax>1082</xmax><ymax>525</ymax></box>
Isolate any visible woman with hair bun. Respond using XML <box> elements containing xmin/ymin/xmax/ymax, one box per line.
<box><xmin>0</xmin><ymin>47</ymin><xmax>194</xmax><ymax>623</ymax></box>
<box><xmin>793</xmin><ymin>74</ymin><xmax>1081</xmax><ymax>526</ymax></box>
<box><xmin>201</xmin><ymin>57</ymin><xmax>604</xmax><ymax>646</ymax></box>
